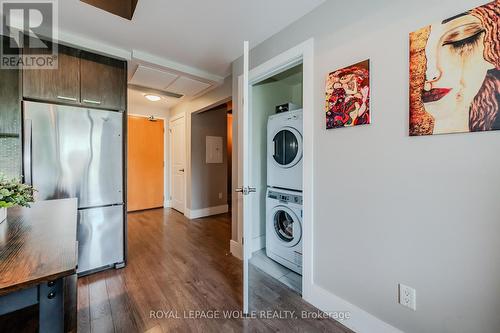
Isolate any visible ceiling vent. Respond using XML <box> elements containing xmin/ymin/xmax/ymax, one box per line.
<box><xmin>129</xmin><ymin>65</ymin><xmax>213</xmax><ymax>98</ymax></box>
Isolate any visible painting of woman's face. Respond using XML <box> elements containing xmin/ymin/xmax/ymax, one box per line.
<box><xmin>409</xmin><ymin>1</ymin><xmax>499</xmax><ymax>136</ymax></box>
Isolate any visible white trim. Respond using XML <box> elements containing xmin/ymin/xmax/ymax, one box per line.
<box><xmin>169</xmin><ymin>112</ymin><xmax>186</xmax><ymax>122</ymax></box>
<box><xmin>252</xmin><ymin>235</ymin><xmax>265</xmax><ymax>253</ymax></box>
<box><xmin>59</xmin><ymin>31</ymin><xmax>132</xmax><ymax>60</ymax></box>
<box><xmin>127</xmin><ymin>113</ymin><xmax>167</xmax><ymax>120</ymax></box>
<box><xmin>164</xmin><ymin>200</ymin><xmax>172</xmax><ymax>208</ymax></box>
<box><xmin>185</xmin><ymin>204</ymin><xmax>229</xmax><ymax>219</ymax></box>
<box><xmin>127</xmin><ymin>114</ymin><xmax>168</xmax><ymax>210</ymax></box>
<box><xmin>132</xmin><ymin>50</ymin><xmax>224</xmax><ymax>84</ymax></box>
<box><xmin>310</xmin><ymin>284</ymin><xmax>403</xmax><ymax>333</ymax></box>
<box><xmin>230</xmin><ymin>240</ymin><xmax>243</xmax><ymax>260</ymax></box>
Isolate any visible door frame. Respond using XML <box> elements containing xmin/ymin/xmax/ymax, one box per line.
<box><xmin>238</xmin><ymin>38</ymin><xmax>314</xmax><ymax>302</ymax></box>
<box><xmin>169</xmin><ymin>113</ymin><xmax>187</xmax><ymax>214</ymax></box>
<box><xmin>127</xmin><ymin>113</ymin><xmax>167</xmax><ymax>209</ymax></box>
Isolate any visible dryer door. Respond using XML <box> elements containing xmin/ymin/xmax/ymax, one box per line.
<box><xmin>271</xmin><ymin>205</ymin><xmax>302</xmax><ymax>247</ymax></box>
<box><xmin>271</xmin><ymin>126</ymin><xmax>303</xmax><ymax>169</ymax></box>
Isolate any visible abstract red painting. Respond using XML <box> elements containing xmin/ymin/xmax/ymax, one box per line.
<box><xmin>325</xmin><ymin>59</ymin><xmax>370</xmax><ymax>129</ymax></box>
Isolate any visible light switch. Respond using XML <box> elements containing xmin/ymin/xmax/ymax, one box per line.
<box><xmin>206</xmin><ymin>136</ymin><xmax>223</xmax><ymax>164</ymax></box>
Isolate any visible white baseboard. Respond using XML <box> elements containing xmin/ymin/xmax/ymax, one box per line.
<box><xmin>308</xmin><ymin>284</ymin><xmax>402</xmax><ymax>333</ymax></box>
<box><xmin>252</xmin><ymin>235</ymin><xmax>265</xmax><ymax>253</ymax></box>
<box><xmin>185</xmin><ymin>204</ymin><xmax>228</xmax><ymax>219</ymax></box>
<box><xmin>164</xmin><ymin>200</ymin><xmax>172</xmax><ymax>208</ymax></box>
<box><xmin>230</xmin><ymin>240</ymin><xmax>243</xmax><ymax>260</ymax></box>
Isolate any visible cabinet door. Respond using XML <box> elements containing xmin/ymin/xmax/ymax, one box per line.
<box><xmin>22</xmin><ymin>43</ymin><xmax>81</xmax><ymax>104</ymax></box>
<box><xmin>0</xmin><ymin>36</ymin><xmax>21</xmax><ymax>135</ymax></box>
<box><xmin>80</xmin><ymin>52</ymin><xmax>126</xmax><ymax>111</ymax></box>
<box><xmin>0</xmin><ymin>36</ymin><xmax>22</xmax><ymax>178</ymax></box>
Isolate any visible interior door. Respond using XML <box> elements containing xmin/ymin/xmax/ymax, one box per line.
<box><xmin>239</xmin><ymin>41</ymin><xmax>253</xmax><ymax>314</ymax></box>
<box><xmin>170</xmin><ymin>116</ymin><xmax>186</xmax><ymax>213</ymax></box>
<box><xmin>127</xmin><ymin>115</ymin><xmax>164</xmax><ymax>212</ymax></box>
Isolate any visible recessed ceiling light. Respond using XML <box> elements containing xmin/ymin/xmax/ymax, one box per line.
<box><xmin>144</xmin><ymin>94</ymin><xmax>161</xmax><ymax>102</ymax></box>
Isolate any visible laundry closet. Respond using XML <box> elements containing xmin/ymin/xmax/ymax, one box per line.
<box><xmin>249</xmin><ymin>63</ymin><xmax>304</xmax><ymax>294</ymax></box>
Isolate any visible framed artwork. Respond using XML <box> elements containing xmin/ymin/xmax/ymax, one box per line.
<box><xmin>409</xmin><ymin>1</ymin><xmax>499</xmax><ymax>136</ymax></box>
<box><xmin>325</xmin><ymin>59</ymin><xmax>370</xmax><ymax>129</ymax></box>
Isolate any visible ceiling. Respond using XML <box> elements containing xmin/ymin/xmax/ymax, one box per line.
<box><xmin>58</xmin><ymin>0</ymin><xmax>326</xmax><ymax>78</ymax></box>
<box><xmin>128</xmin><ymin>87</ymin><xmax>180</xmax><ymax>110</ymax></box>
<box><xmin>129</xmin><ymin>65</ymin><xmax>211</xmax><ymax>98</ymax></box>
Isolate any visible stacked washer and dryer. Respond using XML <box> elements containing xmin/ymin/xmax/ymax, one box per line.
<box><xmin>266</xmin><ymin>108</ymin><xmax>303</xmax><ymax>275</ymax></box>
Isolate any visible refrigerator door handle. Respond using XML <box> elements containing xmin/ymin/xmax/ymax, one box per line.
<box><xmin>23</xmin><ymin>119</ymin><xmax>33</xmax><ymax>185</ymax></box>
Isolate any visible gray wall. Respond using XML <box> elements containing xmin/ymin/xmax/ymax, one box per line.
<box><xmin>170</xmin><ymin>76</ymin><xmax>233</xmax><ymax>213</ymax></box>
<box><xmin>232</xmin><ymin>0</ymin><xmax>500</xmax><ymax>332</ymax></box>
<box><xmin>190</xmin><ymin>106</ymin><xmax>228</xmax><ymax>210</ymax></box>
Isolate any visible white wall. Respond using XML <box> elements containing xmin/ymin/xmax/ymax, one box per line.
<box><xmin>232</xmin><ymin>0</ymin><xmax>500</xmax><ymax>332</ymax></box>
<box><xmin>127</xmin><ymin>89</ymin><xmax>171</xmax><ymax>204</ymax></box>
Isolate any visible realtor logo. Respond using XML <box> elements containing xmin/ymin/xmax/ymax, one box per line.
<box><xmin>1</xmin><ymin>0</ymin><xmax>58</xmax><ymax>69</ymax></box>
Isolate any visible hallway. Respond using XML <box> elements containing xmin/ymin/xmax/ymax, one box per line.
<box><xmin>77</xmin><ymin>209</ymin><xmax>352</xmax><ymax>332</ymax></box>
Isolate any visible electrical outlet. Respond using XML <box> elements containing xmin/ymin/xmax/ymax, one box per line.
<box><xmin>398</xmin><ymin>284</ymin><xmax>416</xmax><ymax>311</ymax></box>
<box><xmin>218</xmin><ymin>192</ymin><xmax>223</xmax><ymax>199</ymax></box>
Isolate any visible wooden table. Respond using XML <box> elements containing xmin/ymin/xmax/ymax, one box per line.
<box><xmin>0</xmin><ymin>199</ymin><xmax>78</xmax><ymax>333</ymax></box>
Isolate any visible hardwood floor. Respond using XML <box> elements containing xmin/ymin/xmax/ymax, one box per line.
<box><xmin>72</xmin><ymin>208</ymin><xmax>353</xmax><ymax>332</ymax></box>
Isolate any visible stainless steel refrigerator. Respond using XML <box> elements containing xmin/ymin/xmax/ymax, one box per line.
<box><xmin>23</xmin><ymin>101</ymin><xmax>124</xmax><ymax>275</ymax></box>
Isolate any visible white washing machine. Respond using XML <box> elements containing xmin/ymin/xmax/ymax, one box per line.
<box><xmin>267</xmin><ymin>109</ymin><xmax>303</xmax><ymax>191</ymax></box>
<box><xmin>266</xmin><ymin>188</ymin><xmax>302</xmax><ymax>275</ymax></box>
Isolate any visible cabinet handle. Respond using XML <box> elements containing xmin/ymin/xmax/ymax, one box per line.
<box><xmin>83</xmin><ymin>99</ymin><xmax>102</xmax><ymax>105</ymax></box>
<box><xmin>57</xmin><ymin>95</ymin><xmax>77</xmax><ymax>102</ymax></box>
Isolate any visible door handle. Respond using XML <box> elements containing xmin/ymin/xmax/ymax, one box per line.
<box><xmin>57</xmin><ymin>95</ymin><xmax>78</xmax><ymax>102</ymax></box>
<box><xmin>179</xmin><ymin>168</ymin><xmax>185</xmax><ymax>172</ymax></box>
<box><xmin>23</xmin><ymin>119</ymin><xmax>32</xmax><ymax>185</ymax></box>
<box><xmin>235</xmin><ymin>186</ymin><xmax>256</xmax><ymax>195</ymax></box>
<box><xmin>83</xmin><ymin>99</ymin><xmax>102</xmax><ymax>105</ymax></box>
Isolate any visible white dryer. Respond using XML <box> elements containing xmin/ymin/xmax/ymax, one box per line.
<box><xmin>266</xmin><ymin>188</ymin><xmax>302</xmax><ymax>275</ymax></box>
<box><xmin>267</xmin><ymin>109</ymin><xmax>303</xmax><ymax>191</ymax></box>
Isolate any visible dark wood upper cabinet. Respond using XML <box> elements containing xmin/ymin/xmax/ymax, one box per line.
<box><xmin>0</xmin><ymin>36</ymin><xmax>21</xmax><ymax>135</ymax></box>
<box><xmin>22</xmin><ymin>44</ymin><xmax>81</xmax><ymax>105</ymax></box>
<box><xmin>80</xmin><ymin>51</ymin><xmax>126</xmax><ymax>111</ymax></box>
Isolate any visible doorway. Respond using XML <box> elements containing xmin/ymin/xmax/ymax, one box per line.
<box><xmin>239</xmin><ymin>39</ymin><xmax>314</xmax><ymax>313</ymax></box>
<box><xmin>127</xmin><ymin>115</ymin><xmax>165</xmax><ymax>212</ymax></box>
<box><xmin>169</xmin><ymin>115</ymin><xmax>186</xmax><ymax>213</ymax></box>
<box><xmin>187</xmin><ymin>101</ymin><xmax>233</xmax><ymax>218</ymax></box>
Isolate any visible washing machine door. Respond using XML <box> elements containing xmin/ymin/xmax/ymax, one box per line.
<box><xmin>271</xmin><ymin>205</ymin><xmax>302</xmax><ymax>247</ymax></box>
<box><xmin>271</xmin><ymin>126</ymin><xmax>303</xmax><ymax>169</ymax></box>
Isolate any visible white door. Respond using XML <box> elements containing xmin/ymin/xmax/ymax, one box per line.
<box><xmin>170</xmin><ymin>116</ymin><xmax>185</xmax><ymax>213</ymax></box>
<box><xmin>238</xmin><ymin>41</ymin><xmax>255</xmax><ymax>314</ymax></box>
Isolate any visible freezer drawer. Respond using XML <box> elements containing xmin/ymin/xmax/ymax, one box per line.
<box><xmin>77</xmin><ymin>205</ymin><xmax>124</xmax><ymax>274</ymax></box>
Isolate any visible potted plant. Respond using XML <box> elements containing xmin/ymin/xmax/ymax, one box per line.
<box><xmin>0</xmin><ymin>174</ymin><xmax>35</xmax><ymax>223</ymax></box>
